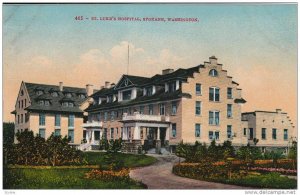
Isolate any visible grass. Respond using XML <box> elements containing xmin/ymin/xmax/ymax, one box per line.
<box><xmin>3</xmin><ymin>168</ymin><xmax>146</xmax><ymax>189</ymax></box>
<box><xmin>83</xmin><ymin>152</ymin><xmax>157</xmax><ymax>167</ymax></box>
<box><xmin>4</xmin><ymin>152</ymin><xmax>157</xmax><ymax>189</ymax></box>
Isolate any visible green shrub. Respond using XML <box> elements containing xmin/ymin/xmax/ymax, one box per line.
<box><xmin>7</xmin><ymin>130</ymin><xmax>84</xmax><ymax>166</ymax></box>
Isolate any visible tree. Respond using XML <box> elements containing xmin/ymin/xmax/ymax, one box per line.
<box><xmin>288</xmin><ymin>141</ymin><xmax>297</xmax><ymax>169</ymax></box>
<box><xmin>3</xmin><ymin>122</ymin><xmax>15</xmax><ymax>165</ymax></box>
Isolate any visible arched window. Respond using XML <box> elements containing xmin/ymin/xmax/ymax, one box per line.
<box><xmin>209</xmin><ymin>69</ymin><xmax>218</xmax><ymax>77</ymax></box>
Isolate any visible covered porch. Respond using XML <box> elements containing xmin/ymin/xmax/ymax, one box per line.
<box><xmin>79</xmin><ymin>121</ymin><xmax>103</xmax><ymax>151</ymax></box>
<box><xmin>121</xmin><ymin>112</ymin><xmax>171</xmax><ymax>153</ymax></box>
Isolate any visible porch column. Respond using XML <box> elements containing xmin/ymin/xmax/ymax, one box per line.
<box><xmin>91</xmin><ymin>130</ymin><xmax>95</xmax><ymax>143</ymax></box>
<box><xmin>133</xmin><ymin>125</ymin><xmax>140</xmax><ymax>140</ymax></box>
<box><xmin>166</xmin><ymin>125</ymin><xmax>170</xmax><ymax>141</ymax></box>
<box><xmin>157</xmin><ymin>127</ymin><xmax>160</xmax><ymax>140</ymax></box>
<box><xmin>100</xmin><ymin>130</ymin><xmax>103</xmax><ymax>140</ymax></box>
<box><xmin>85</xmin><ymin>130</ymin><xmax>89</xmax><ymax>141</ymax></box>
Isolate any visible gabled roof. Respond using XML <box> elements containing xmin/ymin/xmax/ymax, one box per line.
<box><xmin>24</xmin><ymin>82</ymin><xmax>88</xmax><ymax>114</ymax></box>
<box><xmin>114</xmin><ymin>75</ymin><xmax>150</xmax><ymax>90</ymax></box>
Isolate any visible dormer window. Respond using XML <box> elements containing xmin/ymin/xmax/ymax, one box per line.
<box><xmin>65</xmin><ymin>93</ymin><xmax>72</xmax><ymax>98</ymax></box>
<box><xmin>122</xmin><ymin>90</ymin><xmax>132</xmax><ymax>100</ymax></box>
<box><xmin>36</xmin><ymin>90</ymin><xmax>43</xmax><ymax>95</ymax></box>
<box><xmin>98</xmin><ymin>97</ymin><xmax>102</xmax><ymax>105</ymax></box>
<box><xmin>146</xmin><ymin>87</ymin><xmax>152</xmax><ymax>96</ymax></box>
<box><xmin>51</xmin><ymin>92</ymin><xmax>58</xmax><ymax>97</ymax></box>
<box><xmin>107</xmin><ymin>96</ymin><xmax>113</xmax><ymax>103</ymax></box>
<box><xmin>78</xmin><ymin>94</ymin><xmax>86</xmax><ymax>99</ymax></box>
<box><xmin>38</xmin><ymin>100</ymin><xmax>50</xmax><ymax>106</ymax></box>
<box><xmin>62</xmin><ymin>101</ymin><xmax>74</xmax><ymax>107</ymax></box>
<box><xmin>209</xmin><ymin>69</ymin><xmax>218</xmax><ymax>77</ymax></box>
<box><xmin>169</xmin><ymin>82</ymin><xmax>176</xmax><ymax>92</ymax></box>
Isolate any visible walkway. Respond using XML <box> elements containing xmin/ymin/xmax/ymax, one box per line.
<box><xmin>130</xmin><ymin>154</ymin><xmax>252</xmax><ymax>189</ymax></box>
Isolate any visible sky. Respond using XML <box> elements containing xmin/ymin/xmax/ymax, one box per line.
<box><xmin>3</xmin><ymin>3</ymin><xmax>297</xmax><ymax>128</ymax></box>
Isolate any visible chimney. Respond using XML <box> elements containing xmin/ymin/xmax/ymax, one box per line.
<box><xmin>86</xmin><ymin>84</ymin><xmax>94</xmax><ymax>96</ymax></box>
<box><xmin>105</xmin><ymin>81</ymin><xmax>110</xmax><ymax>88</ymax></box>
<box><xmin>276</xmin><ymin>108</ymin><xmax>282</xmax><ymax>113</ymax></box>
<box><xmin>59</xmin><ymin>82</ymin><xmax>63</xmax><ymax>91</ymax></box>
<box><xmin>111</xmin><ymin>83</ymin><xmax>116</xmax><ymax>88</ymax></box>
<box><xmin>209</xmin><ymin>56</ymin><xmax>218</xmax><ymax>65</ymax></box>
<box><xmin>100</xmin><ymin>86</ymin><xmax>104</xmax><ymax>89</ymax></box>
<box><xmin>162</xmin><ymin>69</ymin><xmax>174</xmax><ymax>75</ymax></box>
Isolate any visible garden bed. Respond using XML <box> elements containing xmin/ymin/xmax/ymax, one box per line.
<box><xmin>173</xmin><ymin>163</ymin><xmax>297</xmax><ymax>189</ymax></box>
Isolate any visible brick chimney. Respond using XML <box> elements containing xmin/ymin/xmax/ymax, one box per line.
<box><xmin>86</xmin><ymin>84</ymin><xmax>94</xmax><ymax>96</ymax></box>
<box><xmin>276</xmin><ymin>108</ymin><xmax>282</xmax><ymax>113</ymax></box>
<box><xmin>105</xmin><ymin>81</ymin><xmax>110</xmax><ymax>88</ymax></box>
<box><xmin>59</xmin><ymin>82</ymin><xmax>63</xmax><ymax>91</ymax></box>
<box><xmin>209</xmin><ymin>56</ymin><xmax>218</xmax><ymax>65</ymax></box>
<box><xmin>162</xmin><ymin>69</ymin><xmax>174</xmax><ymax>75</ymax></box>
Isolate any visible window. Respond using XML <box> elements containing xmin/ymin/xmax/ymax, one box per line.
<box><xmin>21</xmin><ymin>90</ymin><xmax>24</xmax><ymax>96</ymax></box>
<box><xmin>79</xmin><ymin>94</ymin><xmax>86</xmax><ymax>99</ymax></box>
<box><xmin>195</xmin><ymin>124</ymin><xmax>201</xmax><ymax>137</ymax></box>
<box><xmin>104</xmin><ymin>112</ymin><xmax>108</xmax><ymax>121</ymax></box>
<box><xmin>107</xmin><ymin>96</ymin><xmax>113</xmax><ymax>103</ymax></box>
<box><xmin>261</xmin><ymin>128</ymin><xmax>266</xmax><ymax>140</ymax></box>
<box><xmin>227</xmin><ymin>125</ymin><xmax>232</xmax><ymax>139</ymax></box>
<box><xmin>39</xmin><ymin>113</ymin><xmax>45</xmax><ymax>126</ymax></box>
<box><xmin>21</xmin><ymin>114</ymin><xmax>23</xmax><ymax>123</ymax></box>
<box><xmin>196</xmin><ymin>83</ymin><xmax>202</xmax><ymax>95</ymax></box>
<box><xmin>25</xmin><ymin>99</ymin><xmax>27</xmax><ymax>107</ymax></box>
<box><xmin>52</xmin><ymin>92</ymin><xmax>58</xmax><ymax>97</ymax></box>
<box><xmin>169</xmin><ymin>82</ymin><xmax>176</xmax><ymax>92</ymax></box>
<box><xmin>227</xmin><ymin>88</ymin><xmax>233</xmax><ymax>99</ymax></box>
<box><xmin>17</xmin><ymin>115</ymin><xmax>19</xmax><ymax>124</ymax></box>
<box><xmin>68</xmin><ymin>115</ymin><xmax>74</xmax><ymax>127</ymax></box>
<box><xmin>54</xmin><ymin>129</ymin><xmax>61</xmax><ymax>136</ymax></box>
<box><xmin>38</xmin><ymin>100</ymin><xmax>44</xmax><ymax>106</ymax></box>
<box><xmin>171</xmin><ymin>101</ymin><xmax>177</xmax><ymax>115</ymax></box>
<box><xmin>68</xmin><ymin>129</ymin><xmax>74</xmax><ymax>143</ymax></box>
<box><xmin>68</xmin><ymin>102</ymin><xmax>74</xmax><ymax>107</ymax></box>
<box><xmin>39</xmin><ymin>128</ymin><xmax>46</xmax><ymax>138</ymax></box>
<box><xmin>172</xmin><ymin>123</ymin><xmax>176</xmax><ymax>137</ymax></box>
<box><xmin>149</xmin><ymin>104</ymin><xmax>153</xmax><ymax>115</ymax></box>
<box><xmin>215</xmin><ymin>131</ymin><xmax>220</xmax><ymax>140</ymax></box>
<box><xmin>272</xmin><ymin>128</ymin><xmax>277</xmax><ymax>140</ymax></box>
<box><xmin>209</xmin><ymin>69</ymin><xmax>218</xmax><ymax>77</ymax></box>
<box><xmin>284</xmin><ymin>129</ymin><xmax>288</xmax><ymax>140</ymax></box>
<box><xmin>55</xmin><ymin>114</ymin><xmax>61</xmax><ymax>126</ymax></box>
<box><xmin>140</xmin><ymin>106</ymin><xmax>144</xmax><ymax>114</ymax></box>
<box><xmin>111</xmin><ymin>111</ymin><xmax>115</xmax><ymax>120</ymax></box>
<box><xmin>209</xmin><ymin>111</ymin><xmax>219</xmax><ymax>125</ymax></box>
<box><xmin>36</xmin><ymin>90</ymin><xmax>43</xmax><ymax>95</ymax></box>
<box><xmin>21</xmin><ymin>100</ymin><xmax>23</xmax><ymax>108</ymax></box>
<box><xmin>103</xmin><ymin>128</ymin><xmax>107</xmax><ymax>139</ymax></box>
<box><xmin>45</xmin><ymin>100</ymin><xmax>50</xmax><ymax>106</ymax></box>
<box><xmin>65</xmin><ymin>93</ymin><xmax>72</xmax><ymax>98</ymax></box>
<box><xmin>195</xmin><ymin>101</ymin><xmax>201</xmax><ymax>115</ymax></box>
<box><xmin>122</xmin><ymin>90</ymin><xmax>132</xmax><ymax>100</ymax></box>
<box><xmin>146</xmin><ymin>87</ymin><xmax>152</xmax><ymax>96</ymax></box>
<box><xmin>209</xmin><ymin>131</ymin><xmax>214</xmax><ymax>140</ymax></box>
<box><xmin>227</xmin><ymin>104</ymin><xmax>232</xmax><ymax>118</ymax></box>
<box><xmin>209</xmin><ymin>87</ymin><xmax>220</xmax><ymax>101</ymax></box>
<box><xmin>111</xmin><ymin>128</ymin><xmax>114</xmax><ymax>139</ymax></box>
<box><xmin>209</xmin><ymin>131</ymin><xmax>220</xmax><ymax>140</ymax></box>
<box><xmin>243</xmin><ymin>128</ymin><xmax>247</xmax><ymax>136</ymax></box>
<box><xmin>94</xmin><ymin>131</ymin><xmax>100</xmax><ymax>140</ymax></box>
<box><xmin>96</xmin><ymin>113</ymin><xmax>101</xmax><ymax>121</ymax></box>
<box><xmin>159</xmin><ymin>103</ymin><xmax>165</xmax><ymax>115</ymax></box>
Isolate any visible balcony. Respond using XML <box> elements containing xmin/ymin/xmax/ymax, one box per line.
<box><xmin>122</xmin><ymin>112</ymin><xmax>170</xmax><ymax>122</ymax></box>
<box><xmin>82</xmin><ymin>120</ymin><xmax>103</xmax><ymax>128</ymax></box>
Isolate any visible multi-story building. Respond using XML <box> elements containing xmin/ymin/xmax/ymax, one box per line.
<box><xmin>11</xmin><ymin>81</ymin><xmax>95</xmax><ymax>146</ymax></box>
<box><xmin>242</xmin><ymin>109</ymin><xmax>296</xmax><ymax>153</ymax></box>
<box><xmin>84</xmin><ymin>56</ymin><xmax>250</xmax><ymax>152</ymax></box>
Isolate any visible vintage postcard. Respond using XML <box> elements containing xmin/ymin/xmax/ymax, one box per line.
<box><xmin>2</xmin><ymin>2</ymin><xmax>298</xmax><ymax>193</ymax></box>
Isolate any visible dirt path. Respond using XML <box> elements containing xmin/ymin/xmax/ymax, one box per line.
<box><xmin>130</xmin><ymin>154</ymin><xmax>251</xmax><ymax>189</ymax></box>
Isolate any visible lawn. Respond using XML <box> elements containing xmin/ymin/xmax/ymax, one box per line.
<box><xmin>3</xmin><ymin>152</ymin><xmax>157</xmax><ymax>189</ymax></box>
<box><xmin>83</xmin><ymin>152</ymin><xmax>157</xmax><ymax>167</ymax></box>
